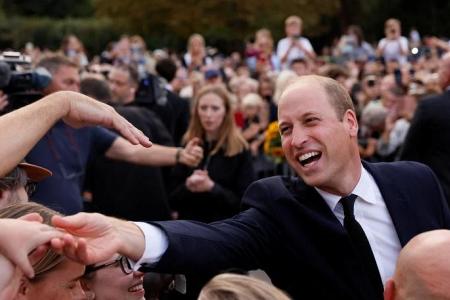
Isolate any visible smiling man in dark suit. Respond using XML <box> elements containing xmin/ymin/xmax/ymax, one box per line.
<box><xmin>52</xmin><ymin>76</ymin><xmax>450</xmax><ymax>300</ymax></box>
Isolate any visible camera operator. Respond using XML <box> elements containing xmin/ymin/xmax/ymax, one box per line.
<box><xmin>25</xmin><ymin>55</ymin><xmax>202</xmax><ymax>215</ymax></box>
<box><xmin>377</xmin><ymin>18</ymin><xmax>409</xmax><ymax>65</ymax></box>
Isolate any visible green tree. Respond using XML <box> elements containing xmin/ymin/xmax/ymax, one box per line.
<box><xmin>3</xmin><ymin>0</ymin><xmax>94</xmax><ymax>18</ymax></box>
<box><xmin>93</xmin><ymin>0</ymin><xmax>340</xmax><ymax>51</ymax></box>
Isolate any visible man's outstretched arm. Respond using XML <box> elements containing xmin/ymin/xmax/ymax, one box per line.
<box><xmin>0</xmin><ymin>91</ymin><xmax>151</xmax><ymax>176</ymax></box>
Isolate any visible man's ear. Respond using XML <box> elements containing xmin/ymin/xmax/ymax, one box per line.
<box><xmin>343</xmin><ymin>109</ymin><xmax>358</xmax><ymax>137</ymax></box>
<box><xmin>384</xmin><ymin>278</ymin><xmax>396</xmax><ymax>300</ymax></box>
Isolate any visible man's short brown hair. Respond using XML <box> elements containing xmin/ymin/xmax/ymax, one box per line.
<box><xmin>36</xmin><ymin>55</ymin><xmax>79</xmax><ymax>75</ymax></box>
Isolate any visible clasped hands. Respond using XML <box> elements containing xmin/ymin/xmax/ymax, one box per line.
<box><xmin>185</xmin><ymin>169</ymin><xmax>214</xmax><ymax>192</ymax></box>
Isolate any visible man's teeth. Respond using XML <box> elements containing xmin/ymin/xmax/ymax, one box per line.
<box><xmin>299</xmin><ymin>151</ymin><xmax>320</xmax><ymax>163</ymax></box>
<box><xmin>129</xmin><ymin>284</ymin><xmax>143</xmax><ymax>292</ymax></box>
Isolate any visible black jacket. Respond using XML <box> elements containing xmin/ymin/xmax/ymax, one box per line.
<box><xmin>149</xmin><ymin>161</ymin><xmax>450</xmax><ymax>300</ymax></box>
<box><xmin>400</xmin><ymin>90</ymin><xmax>450</xmax><ymax>204</ymax></box>
<box><xmin>169</xmin><ymin>141</ymin><xmax>255</xmax><ymax>223</ymax></box>
<box><xmin>85</xmin><ymin>106</ymin><xmax>173</xmax><ymax>221</ymax></box>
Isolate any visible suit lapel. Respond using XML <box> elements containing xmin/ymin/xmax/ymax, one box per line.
<box><xmin>286</xmin><ymin>177</ymin><xmax>347</xmax><ymax>235</ymax></box>
<box><xmin>363</xmin><ymin>161</ymin><xmax>416</xmax><ymax>246</ymax></box>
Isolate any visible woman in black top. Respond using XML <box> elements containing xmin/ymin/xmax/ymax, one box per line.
<box><xmin>170</xmin><ymin>85</ymin><xmax>255</xmax><ymax>222</ymax></box>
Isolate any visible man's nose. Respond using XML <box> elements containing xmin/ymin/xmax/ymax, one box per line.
<box><xmin>290</xmin><ymin>127</ymin><xmax>308</xmax><ymax>148</ymax></box>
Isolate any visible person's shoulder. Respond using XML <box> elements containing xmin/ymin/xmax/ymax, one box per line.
<box><xmin>246</xmin><ymin>175</ymin><xmax>304</xmax><ymax>195</ymax></box>
<box><xmin>300</xmin><ymin>36</ymin><xmax>311</xmax><ymax>43</ymax></box>
<box><xmin>365</xmin><ymin>160</ymin><xmax>434</xmax><ymax>179</ymax></box>
<box><xmin>242</xmin><ymin>176</ymin><xmax>303</xmax><ymax>209</ymax></box>
<box><xmin>400</xmin><ymin>36</ymin><xmax>409</xmax><ymax>42</ymax></box>
<box><xmin>420</xmin><ymin>92</ymin><xmax>449</xmax><ymax>106</ymax></box>
<box><xmin>276</xmin><ymin>37</ymin><xmax>289</xmax><ymax>46</ymax></box>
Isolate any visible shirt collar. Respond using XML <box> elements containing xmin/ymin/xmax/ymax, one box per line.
<box><xmin>316</xmin><ymin>164</ymin><xmax>378</xmax><ymax>212</ymax></box>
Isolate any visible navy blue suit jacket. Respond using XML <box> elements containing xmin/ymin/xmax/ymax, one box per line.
<box><xmin>148</xmin><ymin>161</ymin><xmax>450</xmax><ymax>300</ymax></box>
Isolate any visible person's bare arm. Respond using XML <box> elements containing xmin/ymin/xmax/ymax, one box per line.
<box><xmin>105</xmin><ymin>137</ymin><xmax>203</xmax><ymax>167</ymax></box>
<box><xmin>0</xmin><ymin>91</ymin><xmax>151</xmax><ymax>176</ymax></box>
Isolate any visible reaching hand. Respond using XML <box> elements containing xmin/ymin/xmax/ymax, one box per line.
<box><xmin>51</xmin><ymin>212</ymin><xmax>145</xmax><ymax>264</ymax></box>
<box><xmin>179</xmin><ymin>137</ymin><xmax>204</xmax><ymax>167</ymax></box>
<box><xmin>0</xmin><ymin>216</ymin><xmax>65</xmax><ymax>278</ymax></box>
<box><xmin>56</xmin><ymin>91</ymin><xmax>152</xmax><ymax>148</ymax></box>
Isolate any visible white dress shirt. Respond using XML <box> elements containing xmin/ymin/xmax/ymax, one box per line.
<box><xmin>134</xmin><ymin>165</ymin><xmax>402</xmax><ymax>286</ymax></box>
<box><xmin>316</xmin><ymin>165</ymin><xmax>402</xmax><ymax>285</ymax></box>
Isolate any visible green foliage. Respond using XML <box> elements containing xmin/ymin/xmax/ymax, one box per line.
<box><xmin>93</xmin><ymin>0</ymin><xmax>340</xmax><ymax>51</ymax></box>
<box><xmin>1</xmin><ymin>0</ymin><xmax>449</xmax><ymax>55</ymax></box>
<box><xmin>3</xmin><ymin>0</ymin><xmax>94</xmax><ymax>18</ymax></box>
<box><xmin>0</xmin><ymin>17</ymin><xmax>119</xmax><ymax>55</ymax></box>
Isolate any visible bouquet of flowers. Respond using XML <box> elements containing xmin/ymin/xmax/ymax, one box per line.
<box><xmin>263</xmin><ymin>121</ymin><xmax>285</xmax><ymax>163</ymax></box>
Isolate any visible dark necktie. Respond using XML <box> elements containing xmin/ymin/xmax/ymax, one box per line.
<box><xmin>340</xmin><ymin>194</ymin><xmax>384</xmax><ymax>298</ymax></box>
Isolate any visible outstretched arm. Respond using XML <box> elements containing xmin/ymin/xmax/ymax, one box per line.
<box><xmin>51</xmin><ymin>212</ymin><xmax>146</xmax><ymax>264</ymax></box>
<box><xmin>105</xmin><ymin>137</ymin><xmax>203</xmax><ymax>167</ymax></box>
<box><xmin>0</xmin><ymin>91</ymin><xmax>151</xmax><ymax>176</ymax></box>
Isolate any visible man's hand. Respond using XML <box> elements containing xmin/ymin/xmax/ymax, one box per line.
<box><xmin>179</xmin><ymin>137</ymin><xmax>203</xmax><ymax>167</ymax></box>
<box><xmin>53</xmin><ymin>91</ymin><xmax>152</xmax><ymax>148</ymax></box>
<box><xmin>0</xmin><ymin>216</ymin><xmax>65</xmax><ymax>278</ymax></box>
<box><xmin>51</xmin><ymin>212</ymin><xmax>145</xmax><ymax>264</ymax></box>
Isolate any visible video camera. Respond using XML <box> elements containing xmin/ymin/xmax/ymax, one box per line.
<box><xmin>0</xmin><ymin>51</ymin><xmax>52</xmax><ymax>112</ymax></box>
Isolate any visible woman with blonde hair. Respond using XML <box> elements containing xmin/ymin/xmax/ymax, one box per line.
<box><xmin>169</xmin><ymin>84</ymin><xmax>255</xmax><ymax>223</ymax></box>
<box><xmin>198</xmin><ymin>273</ymin><xmax>291</xmax><ymax>300</ymax></box>
<box><xmin>183</xmin><ymin>33</ymin><xmax>212</xmax><ymax>72</ymax></box>
<box><xmin>0</xmin><ymin>202</ymin><xmax>88</xmax><ymax>300</ymax></box>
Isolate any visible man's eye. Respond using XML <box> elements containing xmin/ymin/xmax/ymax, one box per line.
<box><xmin>305</xmin><ymin>117</ymin><xmax>319</xmax><ymax>124</ymax></box>
<box><xmin>280</xmin><ymin>127</ymin><xmax>290</xmax><ymax>135</ymax></box>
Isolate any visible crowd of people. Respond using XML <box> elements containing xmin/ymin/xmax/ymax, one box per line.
<box><xmin>1</xmin><ymin>14</ymin><xmax>450</xmax><ymax>300</ymax></box>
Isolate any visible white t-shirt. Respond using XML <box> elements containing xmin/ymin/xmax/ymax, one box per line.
<box><xmin>276</xmin><ymin>36</ymin><xmax>314</xmax><ymax>69</ymax></box>
<box><xmin>377</xmin><ymin>36</ymin><xmax>409</xmax><ymax>64</ymax></box>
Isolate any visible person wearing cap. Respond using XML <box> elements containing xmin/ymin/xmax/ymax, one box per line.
<box><xmin>0</xmin><ymin>162</ymin><xmax>51</xmax><ymax>208</ymax></box>
<box><xmin>204</xmin><ymin>68</ymin><xmax>222</xmax><ymax>85</ymax></box>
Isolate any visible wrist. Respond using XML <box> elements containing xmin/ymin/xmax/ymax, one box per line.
<box><xmin>40</xmin><ymin>92</ymin><xmax>70</xmax><ymax>122</ymax></box>
<box><xmin>175</xmin><ymin>147</ymin><xmax>183</xmax><ymax>164</ymax></box>
<box><xmin>114</xmin><ymin>218</ymin><xmax>146</xmax><ymax>261</ymax></box>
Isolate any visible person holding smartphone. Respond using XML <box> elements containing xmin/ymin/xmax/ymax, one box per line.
<box><xmin>377</xmin><ymin>19</ymin><xmax>409</xmax><ymax>65</ymax></box>
<box><xmin>276</xmin><ymin>15</ymin><xmax>316</xmax><ymax>70</ymax></box>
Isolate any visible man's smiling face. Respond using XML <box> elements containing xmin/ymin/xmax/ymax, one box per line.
<box><xmin>278</xmin><ymin>78</ymin><xmax>359</xmax><ymax>195</ymax></box>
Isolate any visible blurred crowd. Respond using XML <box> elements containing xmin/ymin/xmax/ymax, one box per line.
<box><xmin>1</xmin><ymin>14</ymin><xmax>450</xmax><ymax>300</ymax></box>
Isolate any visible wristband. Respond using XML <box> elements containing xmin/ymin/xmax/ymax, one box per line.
<box><xmin>175</xmin><ymin>148</ymin><xmax>182</xmax><ymax>164</ymax></box>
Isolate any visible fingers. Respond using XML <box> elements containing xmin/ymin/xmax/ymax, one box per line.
<box><xmin>112</xmin><ymin>116</ymin><xmax>152</xmax><ymax>148</ymax></box>
<box><xmin>185</xmin><ymin>137</ymin><xmax>202</xmax><ymax>150</ymax></box>
<box><xmin>14</xmin><ymin>253</ymin><xmax>34</xmax><ymax>279</ymax></box>
<box><xmin>50</xmin><ymin>234</ymin><xmax>80</xmax><ymax>262</ymax></box>
<box><xmin>19</xmin><ymin>213</ymin><xmax>43</xmax><ymax>223</ymax></box>
<box><xmin>51</xmin><ymin>214</ymin><xmax>88</xmax><ymax>231</ymax></box>
<box><xmin>181</xmin><ymin>140</ymin><xmax>203</xmax><ymax>167</ymax></box>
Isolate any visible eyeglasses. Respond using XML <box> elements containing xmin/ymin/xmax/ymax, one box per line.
<box><xmin>84</xmin><ymin>256</ymin><xmax>133</xmax><ymax>276</ymax></box>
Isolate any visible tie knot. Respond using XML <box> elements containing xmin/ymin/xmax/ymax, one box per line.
<box><xmin>340</xmin><ymin>194</ymin><xmax>358</xmax><ymax>217</ymax></box>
